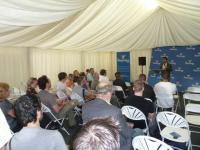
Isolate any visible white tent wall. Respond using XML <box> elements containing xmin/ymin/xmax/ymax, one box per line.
<box><xmin>0</xmin><ymin>47</ymin><xmax>29</xmax><ymax>88</ymax></box>
<box><xmin>0</xmin><ymin>47</ymin><xmax>151</xmax><ymax>88</ymax></box>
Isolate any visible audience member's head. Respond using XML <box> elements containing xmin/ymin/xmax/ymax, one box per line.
<box><xmin>58</xmin><ymin>72</ymin><xmax>67</xmax><ymax>81</ymax></box>
<box><xmin>139</xmin><ymin>74</ymin><xmax>146</xmax><ymax>82</ymax></box>
<box><xmin>0</xmin><ymin>82</ymin><xmax>10</xmax><ymax>100</ymax></box>
<box><xmin>115</xmin><ymin>72</ymin><xmax>121</xmax><ymax>80</ymax></box>
<box><xmin>86</xmin><ymin>69</ymin><xmax>90</xmax><ymax>74</ymax></box>
<box><xmin>15</xmin><ymin>95</ymin><xmax>42</xmax><ymax>127</ymax></box>
<box><xmin>73</xmin><ymin>117</ymin><xmax>120</xmax><ymax>150</ymax></box>
<box><xmin>161</xmin><ymin>71</ymin><xmax>170</xmax><ymax>81</ymax></box>
<box><xmin>68</xmin><ymin>73</ymin><xmax>74</xmax><ymax>80</ymax></box>
<box><xmin>73</xmin><ymin>70</ymin><xmax>80</xmax><ymax>77</ymax></box>
<box><xmin>90</xmin><ymin>68</ymin><xmax>95</xmax><ymax>75</ymax></box>
<box><xmin>162</xmin><ymin>56</ymin><xmax>168</xmax><ymax>63</ymax></box>
<box><xmin>93</xmin><ymin>72</ymin><xmax>99</xmax><ymax>81</ymax></box>
<box><xmin>96</xmin><ymin>81</ymin><xmax>112</xmax><ymax>102</ymax></box>
<box><xmin>26</xmin><ymin>77</ymin><xmax>38</xmax><ymax>95</ymax></box>
<box><xmin>133</xmin><ymin>80</ymin><xmax>144</xmax><ymax>94</ymax></box>
<box><xmin>80</xmin><ymin>72</ymin><xmax>86</xmax><ymax>77</ymax></box>
<box><xmin>38</xmin><ymin>75</ymin><xmax>51</xmax><ymax>90</ymax></box>
<box><xmin>100</xmin><ymin>69</ymin><xmax>107</xmax><ymax>76</ymax></box>
<box><xmin>77</xmin><ymin>76</ymin><xmax>85</xmax><ymax>86</ymax></box>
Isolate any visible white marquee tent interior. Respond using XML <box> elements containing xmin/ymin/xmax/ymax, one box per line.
<box><xmin>0</xmin><ymin>0</ymin><xmax>200</xmax><ymax>88</ymax></box>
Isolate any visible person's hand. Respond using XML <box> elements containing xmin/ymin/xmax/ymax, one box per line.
<box><xmin>127</xmin><ymin>122</ymin><xmax>134</xmax><ymax>128</ymax></box>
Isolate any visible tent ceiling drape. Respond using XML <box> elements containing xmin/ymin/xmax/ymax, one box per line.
<box><xmin>0</xmin><ymin>0</ymin><xmax>199</xmax><ymax>51</ymax></box>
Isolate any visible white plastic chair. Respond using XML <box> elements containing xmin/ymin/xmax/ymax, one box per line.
<box><xmin>173</xmin><ymin>91</ymin><xmax>181</xmax><ymax>113</ymax></box>
<box><xmin>156</xmin><ymin>111</ymin><xmax>191</xmax><ymax>150</ymax></box>
<box><xmin>185</xmin><ymin>103</ymin><xmax>200</xmax><ymax>149</ymax></box>
<box><xmin>41</xmin><ymin>103</ymin><xmax>70</xmax><ymax>135</ymax></box>
<box><xmin>125</xmin><ymin>82</ymin><xmax>131</xmax><ymax>87</ymax></box>
<box><xmin>113</xmin><ymin>85</ymin><xmax>127</xmax><ymax>99</ymax></box>
<box><xmin>121</xmin><ymin>106</ymin><xmax>149</xmax><ymax>135</ymax></box>
<box><xmin>183</xmin><ymin>93</ymin><xmax>200</xmax><ymax>106</ymax></box>
<box><xmin>132</xmin><ymin>135</ymin><xmax>173</xmax><ymax>150</ymax></box>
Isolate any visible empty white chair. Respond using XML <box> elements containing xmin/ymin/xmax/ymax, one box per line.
<box><xmin>41</xmin><ymin>103</ymin><xmax>70</xmax><ymax>135</ymax></box>
<box><xmin>121</xmin><ymin>106</ymin><xmax>149</xmax><ymax>135</ymax></box>
<box><xmin>156</xmin><ymin>111</ymin><xmax>191</xmax><ymax>150</ymax></box>
<box><xmin>183</xmin><ymin>93</ymin><xmax>200</xmax><ymax>106</ymax></box>
<box><xmin>185</xmin><ymin>103</ymin><xmax>200</xmax><ymax>149</ymax></box>
<box><xmin>132</xmin><ymin>135</ymin><xmax>173</xmax><ymax>150</ymax></box>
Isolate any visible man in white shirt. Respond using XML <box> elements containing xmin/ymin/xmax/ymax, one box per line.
<box><xmin>154</xmin><ymin>71</ymin><xmax>177</xmax><ymax>110</ymax></box>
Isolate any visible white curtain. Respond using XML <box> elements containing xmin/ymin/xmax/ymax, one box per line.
<box><xmin>0</xmin><ymin>47</ymin><xmax>29</xmax><ymax>88</ymax></box>
<box><xmin>29</xmin><ymin>48</ymin><xmax>116</xmax><ymax>86</ymax></box>
<box><xmin>0</xmin><ymin>47</ymin><xmax>152</xmax><ymax>87</ymax></box>
<box><xmin>0</xmin><ymin>0</ymin><xmax>94</xmax><ymax>26</ymax></box>
<box><xmin>0</xmin><ymin>0</ymin><xmax>199</xmax><ymax>51</ymax></box>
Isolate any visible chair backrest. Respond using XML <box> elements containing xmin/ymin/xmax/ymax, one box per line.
<box><xmin>113</xmin><ymin>86</ymin><xmax>126</xmax><ymax>99</ymax></box>
<box><xmin>183</xmin><ymin>93</ymin><xmax>200</xmax><ymax>102</ymax></box>
<box><xmin>121</xmin><ymin>106</ymin><xmax>146</xmax><ymax>121</ymax></box>
<box><xmin>41</xmin><ymin>103</ymin><xmax>58</xmax><ymax>121</ymax></box>
<box><xmin>132</xmin><ymin>135</ymin><xmax>173</xmax><ymax>150</ymax></box>
<box><xmin>156</xmin><ymin>111</ymin><xmax>189</xmax><ymax>129</ymax></box>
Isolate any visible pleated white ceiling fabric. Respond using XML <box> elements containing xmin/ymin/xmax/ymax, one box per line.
<box><xmin>0</xmin><ymin>0</ymin><xmax>200</xmax><ymax>50</ymax></box>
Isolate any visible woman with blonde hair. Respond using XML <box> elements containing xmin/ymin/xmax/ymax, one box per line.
<box><xmin>26</xmin><ymin>77</ymin><xmax>38</xmax><ymax>95</ymax></box>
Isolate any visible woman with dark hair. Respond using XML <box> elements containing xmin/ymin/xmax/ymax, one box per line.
<box><xmin>8</xmin><ymin>95</ymin><xmax>67</xmax><ymax>150</ymax></box>
<box><xmin>26</xmin><ymin>77</ymin><xmax>38</xmax><ymax>95</ymax></box>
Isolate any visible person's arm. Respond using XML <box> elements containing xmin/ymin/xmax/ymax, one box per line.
<box><xmin>7</xmin><ymin>109</ymin><xmax>15</xmax><ymax>118</ymax></box>
<box><xmin>148</xmin><ymin>112</ymin><xmax>155</xmax><ymax>122</ymax></box>
<box><xmin>52</xmin><ymin>102</ymin><xmax>66</xmax><ymax>113</ymax></box>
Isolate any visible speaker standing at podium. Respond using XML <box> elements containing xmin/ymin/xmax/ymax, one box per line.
<box><xmin>159</xmin><ymin>57</ymin><xmax>172</xmax><ymax>74</ymax></box>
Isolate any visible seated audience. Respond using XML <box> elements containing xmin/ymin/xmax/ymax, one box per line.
<box><xmin>138</xmin><ymin>74</ymin><xmax>156</xmax><ymax>102</ymax></box>
<box><xmin>73</xmin><ymin>70</ymin><xmax>80</xmax><ymax>83</ymax></box>
<box><xmin>8</xmin><ymin>95</ymin><xmax>67</xmax><ymax>150</ymax></box>
<box><xmin>90</xmin><ymin>72</ymin><xmax>99</xmax><ymax>90</ymax></box>
<box><xmin>113</xmin><ymin>72</ymin><xmax>128</xmax><ymax>102</ymax></box>
<box><xmin>99</xmin><ymin>69</ymin><xmax>109</xmax><ymax>82</ymax></box>
<box><xmin>154</xmin><ymin>71</ymin><xmax>177</xmax><ymax>111</ymax></box>
<box><xmin>37</xmin><ymin>75</ymin><xmax>76</xmax><ymax>127</ymax></box>
<box><xmin>86</xmin><ymin>68</ymin><xmax>94</xmax><ymax>88</ymax></box>
<box><xmin>26</xmin><ymin>77</ymin><xmax>38</xmax><ymax>95</ymax></box>
<box><xmin>125</xmin><ymin>80</ymin><xmax>155</xmax><ymax>132</ymax></box>
<box><xmin>73</xmin><ymin>118</ymin><xmax>120</xmax><ymax>150</ymax></box>
<box><xmin>0</xmin><ymin>82</ymin><xmax>21</xmax><ymax>132</ymax></box>
<box><xmin>72</xmin><ymin>76</ymin><xmax>95</xmax><ymax>102</ymax></box>
<box><xmin>82</xmin><ymin>81</ymin><xmax>143</xmax><ymax>150</ymax></box>
<box><xmin>113</xmin><ymin>72</ymin><xmax>127</xmax><ymax>93</ymax></box>
<box><xmin>79</xmin><ymin>73</ymin><xmax>90</xmax><ymax>90</ymax></box>
<box><xmin>66</xmin><ymin>74</ymin><xmax>74</xmax><ymax>91</ymax></box>
<box><xmin>57</xmin><ymin>72</ymin><xmax>67</xmax><ymax>94</ymax></box>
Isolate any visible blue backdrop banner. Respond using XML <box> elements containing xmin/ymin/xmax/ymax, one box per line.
<box><xmin>148</xmin><ymin>45</ymin><xmax>200</xmax><ymax>92</ymax></box>
<box><xmin>117</xmin><ymin>52</ymin><xmax>130</xmax><ymax>82</ymax></box>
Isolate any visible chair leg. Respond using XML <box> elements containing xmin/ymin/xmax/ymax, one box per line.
<box><xmin>61</xmin><ymin>127</ymin><xmax>70</xmax><ymax>135</ymax></box>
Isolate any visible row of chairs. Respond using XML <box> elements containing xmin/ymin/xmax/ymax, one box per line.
<box><xmin>183</xmin><ymin>91</ymin><xmax>200</xmax><ymax>149</ymax></box>
<box><xmin>122</xmin><ymin>106</ymin><xmax>191</xmax><ymax>150</ymax></box>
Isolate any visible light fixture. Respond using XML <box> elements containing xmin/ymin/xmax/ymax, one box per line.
<box><xmin>141</xmin><ymin>0</ymin><xmax>159</xmax><ymax>9</ymax></box>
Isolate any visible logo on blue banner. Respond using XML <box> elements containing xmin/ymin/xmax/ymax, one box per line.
<box><xmin>117</xmin><ymin>52</ymin><xmax>130</xmax><ymax>82</ymax></box>
<box><xmin>148</xmin><ymin>45</ymin><xmax>200</xmax><ymax>92</ymax></box>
